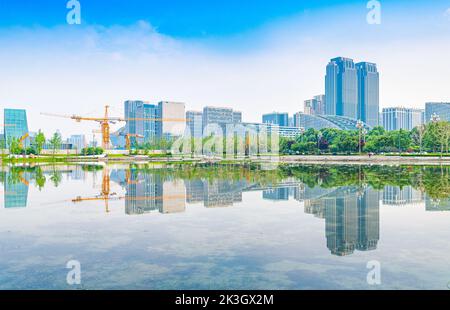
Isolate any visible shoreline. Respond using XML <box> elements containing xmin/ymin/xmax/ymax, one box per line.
<box><xmin>3</xmin><ymin>154</ymin><xmax>450</xmax><ymax>166</ymax></box>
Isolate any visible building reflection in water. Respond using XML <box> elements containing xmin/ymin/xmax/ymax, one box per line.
<box><xmin>295</xmin><ymin>186</ymin><xmax>380</xmax><ymax>256</ymax></box>
<box><xmin>383</xmin><ymin>186</ymin><xmax>424</xmax><ymax>206</ymax></box>
<box><xmin>123</xmin><ymin>170</ymin><xmax>186</xmax><ymax>215</ymax></box>
<box><xmin>4</xmin><ymin>165</ymin><xmax>450</xmax><ymax>257</ymax></box>
<box><xmin>3</xmin><ymin>172</ymin><xmax>30</xmax><ymax>208</ymax></box>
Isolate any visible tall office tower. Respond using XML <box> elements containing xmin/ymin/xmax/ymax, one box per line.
<box><xmin>262</xmin><ymin>112</ymin><xmax>289</xmax><ymax>126</ymax></box>
<box><xmin>4</xmin><ymin>109</ymin><xmax>29</xmax><ymax>147</ymax></box>
<box><xmin>124</xmin><ymin>100</ymin><xmax>158</xmax><ymax>143</ymax></box>
<box><xmin>325</xmin><ymin>57</ymin><xmax>358</xmax><ymax>119</ymax></box>
<box><xmin>157</xmin><ymin>101</ymin><xmax>186</xmax><ymax>139</ymax></box>
<box><xmin>67</xmin><ymin>135</ymin><xmax>86</xmax><ymax>151</ymax></box>
<box><xmin>425</xmin><ymin>102</ymin><xmax>450</xmax><ymax>123</ymax></box>
<box><xmin>382</xmin><ymin>107</ymin><xmax>424</xmax><ymax>131</ymax></box>
<box><xmin>186</xmin><ymin>111</ymin><xmax>203</xmax><ymax>138</ymax></box>
<box><xmin>356</xmin><ymin>62</ymin><xmax>379</xmax><ymax>127</ymax></box>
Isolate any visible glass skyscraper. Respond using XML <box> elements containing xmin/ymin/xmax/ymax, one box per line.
<box><xmin>4</xmin><ymin>109</ymin><xmax>29</xmax><ymax>147</ymax></box>
<box><xmin>325</xmin><ymin>58</ymin><xmax>379</xmax><ymax>126</ymax></box>
<box><xmin>124</xmin><ymin>100</ymin><xmax>158</xmax><ymax>143</ymax></box>
<box><xmin>357</xmin><ymin>62</ymin><xmax>379</xmax><ymax>127</ymax></box>
<box><xmin>325</xmin><ymin>57</ymin><xmax>358</xmax><ymax>119</ymax></box>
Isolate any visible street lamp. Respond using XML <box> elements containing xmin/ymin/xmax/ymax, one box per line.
<box><xmin>431</xmin><ymin>113</ymin><xmax>440</xmax><ymax>123</ymax></box>
<box><xmin>356</xmin><ymin>120</ymin><xmax>364</xmax><ymax>154</ymax></box>
<box><xmin>299</xmin><ymin>127</ymin><xmax>305</xmax><ymax>143</ymax></box>
<box><xmin>317</xmin><ymin>131</ymin><xmax>322</xmax><ymax>154</ymax></box>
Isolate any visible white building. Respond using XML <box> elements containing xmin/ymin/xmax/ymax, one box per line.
<box><xmin>382</xmin><ymin>107</ymin><xmax>424</xmax><ymax>131</ymax></box>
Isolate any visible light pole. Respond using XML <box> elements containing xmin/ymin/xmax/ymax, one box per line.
<box><xmin>299</xmin><ymin>127</ymin><xmax>305</xmax><ymax>143</ymax></box>
<box><xmin>362</xmin><ymin>128</ymin><xmax>367</xmax><ymax>148</ymax></box>
<box><xmin>356</xmin><ymin>120</ymin><xmax>364</xmax><ymax>155</ymax></box>
<box><xmin>317</xmin><ymin>131</ymin><xmax>322</xmax><ymax>154</ymax></box>
<box><xmin>418</xmin><ymin>124</ymin><xmax>425</xmax><ymax>154</ymax></box>
<box><xmin>431</xmin><ymin>113</ymin><xmax>440</xmax><ymax>123</ymax></box>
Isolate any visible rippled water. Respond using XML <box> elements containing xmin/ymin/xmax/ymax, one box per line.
<box><xmin>1</xmin><ymin>163</ymin><xmax>450</xmax><ymax>290</ymax></box>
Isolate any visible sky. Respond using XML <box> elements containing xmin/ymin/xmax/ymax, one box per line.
<box><xmin>0</xmin><ymin>0</ymin><xmax>449</xmax><ymax>138</ymax></box>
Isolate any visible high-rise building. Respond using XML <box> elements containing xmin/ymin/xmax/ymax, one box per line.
<box><xmin>325</xmin><ymin>57</ymin><xmax>358</xmax><ymax>119</ymax></box>
<box><xmin>186</xmin><ymin>111</ymin><xmax>203</xmax><ymax>138</ymax></box>
<box><xmin>356</xmin><ymin>62</ymin><xmax>379</xmax><ymax>127</ymax></box>
<box><xmin>382</xmin><ymin>107</ymin><xmax>424</xmax><ymax>131</ymax></box>
<box><xmin>4</xmin><ymin>109</ymin><xmax>29</xmax><ymax>147</ymax></box>
<box><xmin>304</xmin><ymin>95</ymin><xmax>325</xmax><ymax>115</ymax></box>
<box><xmin>262</xmin><ymin>112</ymin><xmax>289</xmax><ymax>127</ymax></box>
<box><xmin>67</xmin><ymin>135</ymin><xmax>86</xmax><ymax>151</ymax></box>
<box><xmin>124</xmin><ymin>100</ymin><xmax>158</xmax><ymax>143</ymax></box>
<box><xmin>157</xmin><ymin>101</ymin><xmax>186</xmax><ymax>139</ymax></box>
<box><xmin>425</xmin><ymin>102</ymin><xmax>450</xmax><ymax>123</ymax></box>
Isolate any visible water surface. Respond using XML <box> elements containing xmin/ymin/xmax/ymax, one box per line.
<box><xmin>1</xmin><ymin>164</ymin><xmax>450</xmax><ymax>289</ymax></box>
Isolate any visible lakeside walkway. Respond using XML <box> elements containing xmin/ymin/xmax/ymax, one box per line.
<box><xmin>280</xmin><ymin>155</ymin><xmax>450</xmax><ymax>165</ymax></box>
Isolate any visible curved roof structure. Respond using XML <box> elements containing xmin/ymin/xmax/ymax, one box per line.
<box><xmin>296</xmin><ymin>114</ymin><xmax>371</xmax><ymax>131</ymax></box>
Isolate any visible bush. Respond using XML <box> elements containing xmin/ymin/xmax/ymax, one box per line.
<box><xmin>81</xmin><ymin>147</ymin><xmax>104</xmax><ymax>156</ymax></box>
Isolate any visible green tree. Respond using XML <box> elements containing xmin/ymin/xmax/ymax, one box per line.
<box><xmin>9</xmin><ymin>137</ymin><xmax>23</xmax><ymax>155</ymax></box>
<box><xmin>49</xmin><ymin>132</ymin><xmax>62</xmax><ymax>158</ymax></box>
<box><xmin>34</xmin><ymin>130</ymin><xmax>46</xmax><ymax>155</ymax></box>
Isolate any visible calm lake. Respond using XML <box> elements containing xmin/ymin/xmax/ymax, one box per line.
<box><xmin>1</xmin><ymin>163</ymin><xmax>450</xmax><ymax>290</ymax></box>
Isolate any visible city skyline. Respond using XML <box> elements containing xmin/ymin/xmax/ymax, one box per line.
<box><xmin>0</xmin><ymin>1</ymin><xmax>449</xmax><ymax>138</ymax></box>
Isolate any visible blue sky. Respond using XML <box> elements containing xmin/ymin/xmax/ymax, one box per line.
<box><xmin>0</xmin><ymin>0</ymin><xmax>364</xmax><ymax>36</ymax></box>
<box><xmin>0</xmin><ymin>0</ymin><xmax>449</xmax><ymax>137</ymax></box>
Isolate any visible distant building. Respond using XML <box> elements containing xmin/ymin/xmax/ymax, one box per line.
<box><xmin>202</xmin><ymin>106</ymin><xmax>241</xmax><ymax>133</ymax></box>
<box><xmin>242</xmin><ymin>122</ymin><xmax>303</xmax><ymax>139</ymax></box>
<box><xmin>4</xmin><ymin>109</ymin><xmax>29</xmax><ymax>147</ymax></box>
<box><xmin>262</xmin><ymin>112</ymin><xmax>289</xmax><ymax>127</ymax></box>
<box><xmin>157</xmin><ymin>101</ymin><xmax>186</xmax><ymax>139</ymax></box>
<box><xmin>325</xmin><ymin>57</ymin><xmax>380</xmax><ymax>126</ymax></box>
<box><xmin>382</xmin><ymin>107</ymin><xmax>424</xmax><ymax>131</ymax></box>
<box><xmin>233</xmin><ymin>111</ymin><xmax>242</xmax><ymax>123</ymax></box>
<box><xmin>356</xmin><ymin>62</ymin><xmax>379</xmax><ymax>127</ymax></box>
<box><xmin>125</xmin><ymin>100</ymin><xmax>185</xmax><ymax>142</ymax></box>
<box><xmin>304</xmin><ymin>95</ymin><xmax>325</xmax><ymax>116</ymax></box>
<box><xmin>186</xmin><ymin>111</ymin><xmax>203</xmax><ymax>138</ymax></box>
<box><xmin>67</xmin><ymin>135</ymin><xmax>86</xmax><ymax>151</ymax></box>
<box><xmin>124</xmin><ymin>100</ymin><xmax>158</xmax><ymax>143</ymax></box>
<box><xmin>425</xmin><ymin>102</ymin><xmax>450</xmax><ymax>123</ymax></box>
<box><xmin>325</xmin><ymin>57</ymin><xmax>358</xmax><ymax>119</ymax></box>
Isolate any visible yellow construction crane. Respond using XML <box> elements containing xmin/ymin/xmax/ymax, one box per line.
<box><xmin>42</xmin><ymin>105</ymin><xmax>187</xmax><ymax>150</ymax></box>
<box><xmin>18</xmin><ymin>133</ymin><xmax>29</xmax><ymax>149</ymax></box>
<box><xmin>125</xmin><ymin>133</ymin><xmax>144</xmax><ymax>151</ymax></box>
<box><xmin>93</xmin><ymin>130</ymin><xmax>143</xmax><ymax>152</ymax></box>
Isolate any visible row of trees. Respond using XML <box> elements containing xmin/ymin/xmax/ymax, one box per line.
<box><xmin>280</xmin><ymin>121</ymin><xmax>450</xmax><ymax>156</ymax></box>
<box><xmin>1</xmin><ymin>130</ymin><xmax>63</xmax><ymax>156</ymax></box>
